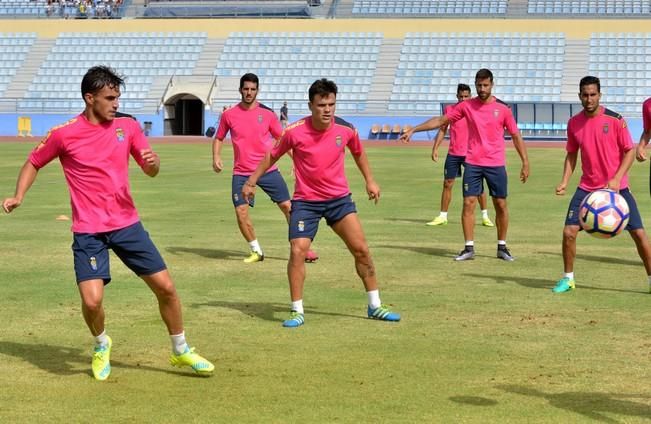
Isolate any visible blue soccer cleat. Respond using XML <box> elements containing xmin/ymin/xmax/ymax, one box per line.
<box><xmin>367</xmin><ymin>304</ymin><xmax>401</xmax><ymax>322</ymax></box>
<box><xmin>282</xmin><ymin>311</ymin><xmax>305</xmax><ymax>328</ymax></box>
<box><xmin>552</xmin><ymin>277</ymin><xmax>576</xmax><ymax>293</ymax></box>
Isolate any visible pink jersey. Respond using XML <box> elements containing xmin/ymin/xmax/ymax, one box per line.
<box><xmin>567</xmin><ymin>106</ymin><xmax>633</xmax><ymax>191</ymax></box>
<box><xmin>443</xmin><ymin>104</ymin><xmax>469</xmax><ymax>157</ymax></box>
<box><xmin>444</xmin><ymin>97</ymin><xmax>519</xmax><ymax>167</ymax></box>
<box><xmin>28</xmin><ymin>114</ymin><xmax>150</xmax><ymax>233</ymax></box>
<box><xmin>216</xmin><ymin>102</ymin><xmax>282</xmax><ymax>175</ymax></box>
<box><xmin>271</xmin><ymin>116</ymin><xmax>363</xmax><ymax>201</ymax></box>
<box><xmin>643</xmin><ymin>97</ymin><xmax>651</xmax><ymax>132</ymax></box>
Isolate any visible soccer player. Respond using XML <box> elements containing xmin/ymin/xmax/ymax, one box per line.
<box><xmin>242</xmin><ymin>78</ymin><xmax>400</xmax><ymax>328</ymax></box>
<box><xmin>429</xmin><ymin>83</ymin><xmax>494</xmax><ymax>228</ymax></box>
<box><xmin>635</xmin><ymin>97</ymin><xmax>651</xmax><ymax>191</ymax></box>
<box><xmin>553</xmin><ymin>76</ymin><xmax>651</xmax><ymax>293</ymax></box>
<box><xmin>2</xmin><ymin>66</ymin><xmax>214</xmax><ymax>380</ymax></box>
<box><xmin>400</xmin><ymin>68</ymin><xmax>529</xmax><ymax>262</ymax></box>
<box><xmin>280</xmin><ymin>101</ymin><xmax>289</xmax><ymax>129</ymax></box>
<box><xmin>212</xmin><ymin>73</ymin><xmax>317</xmax><ymax>263</ymax></box>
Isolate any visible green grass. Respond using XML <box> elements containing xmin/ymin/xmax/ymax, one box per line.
<box><xmin>1</xmin><ymin>141</ymin><xmax>651</xmax><ymax>423</ymax></box>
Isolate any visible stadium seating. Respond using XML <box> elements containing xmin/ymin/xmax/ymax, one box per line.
<box><xmin>390</xmin><ymin>32</ymin><xmax>565</xmax><ymax>112</ymax></box>
<box><xmin>588</xmin><ymin>32</ymin><xmax>651</xmax><ymax>116</ymax></box>
<box><xmin>215</xmin><ymin>31</ymin><xmax>382</xmax><ymax>113</ymax></box>
<box><xmin>0</xmin><ymin>33</ymin><xmax>36</xmax><ymax>97</ymax></box>
<box><xmin>352</xmin><ymin>0</ymin><xmax>507</xmax><ymax>15</ymax></box>
<box><xmin>19</xmin><ymin>31</ymin><xmax>206</xmax><ymax>112</ymax></box>
<box><xmin>528</xmin><ymin>1</ymin><xmax>651</xmax><ymax>15</ymax></box>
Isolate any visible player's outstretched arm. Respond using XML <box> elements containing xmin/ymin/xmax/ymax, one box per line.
<box><xmin>399</xmin><ymin>115</ymin><xmax>449</xmax><ymax>144</ymax></box>
<box><xmin>140</xmin><ymin>149</ymin><xmax>160</xmax><ymax>177</ymax></box>
<box><xmin>352</xmin><ymin>150</ymin><xmax>380</xmax><ymax>204</ymax></box>
<box><xmin>242</xmin><ymin>152</ymin><xmax>280</xmax><ymax>202</ymax></box>
<box><xmin>608</xmin><ymin>148</ymin><xmax>635</xmax><ymax>191</ymax></box>
<box><xmin>556</xmin><ymin>151</ymin><xmax>577</xmax><ymax>196</ymax></box>
<box><xmin>2</xmin><ymin>160</ymin><xmax>39</xmax><ymax>213</ymax></box>
<box><xmin>511</xmin><ymin>132</ymin><xmax>530</xmax><ymax>183</ymax></box>
<box><xmin>637</xmin><ymin>129</ymin><xmax>651</xmax><ymax>162</ymax></box>
<box><xmin>432</xmin><ymin>123</ymin><xmax>449</xmax><ymax>162</ymax></box>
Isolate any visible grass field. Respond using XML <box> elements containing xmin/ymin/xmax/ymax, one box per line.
<box><xmin>1</xmin><ymin>140</ymin><xmax>651</xmax><ymax>423</ymax></box>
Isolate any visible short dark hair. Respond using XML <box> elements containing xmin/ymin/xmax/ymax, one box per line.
<box><xmin>579</xmin><ymin>75</ymin><xmax>601</xmax><ymax>92</ymax></box>
<box><xmin>308</xmin><ymin>78</ymin><xmax>338</xmax><ymax>102</ymax></box>
<box><xmin>81</xmin><ymin>66</ymin><xmax>124</xmax><ymax>98</ymax></box>
<box><xmin>240</xmin><ymin>73</ymin><xmax>259</xmax><ymax>89</ymax></box>
<box><xmin>475</xmin><ymin>68</ymin><xmax>493</xmax><ymax>83</ymax></box>
<box><xmin>457</xmin><ymin>83</ymin><xmax>471</xmax><ymax>94</ymax></box>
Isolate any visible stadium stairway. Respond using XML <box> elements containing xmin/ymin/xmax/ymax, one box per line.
<box><xmin>0</xmin><ymin>38</ymin><xmax>54</xmax><ymax>113</ymax></box>
<box><xmin>506</xmin><ymin>0</ymin><xmax>528</xmax><ymax>17</ymax></box>
<box><xmin>365</xmin><ymin>38</ymin><xmax>401</xmax><ymax>114</ymax></box>
<box><xmin>194</xmin><ymin>37</ymin><xmax>225</xmax><ymax>76</ymax></box>
<box><xmin>335</xmin><ymin>0</ymin><xmax>354</xmax><ymax>16</ymax></box>
<box><xmin>560</xmin><ymin>39</ymin><xmax>590</xmax><ymax>102</ymax></box>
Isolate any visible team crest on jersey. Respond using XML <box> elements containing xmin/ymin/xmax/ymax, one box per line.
<box><xmin>298</xmin><ymin>220</ymin><xmax>305</xmax><ymax>232</ymax></box>
<box><xmin>116</xmin><ymin>128</ymin><xmax>125</xmax><ymax>142</ymax></box>
<box><xmin>493</xmin><ymin>109</ymin><xmax>500</xmax><ymax>118</ymax></box>
<box><xmin>335</xmin><ymin>135</ymin><xmax>342</xmax><ymax>147</ymax></box>
<box><xmin>603</xmin><ymin>124</ymin><xmax>609</xmax><ymax>134</ymax></box>
<box><xmin>257</xmin><ymin>114</ymin><xmax>263</xmax><ymax>124</ymax></box>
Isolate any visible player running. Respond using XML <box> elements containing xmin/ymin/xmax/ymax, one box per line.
<box><xmin>212</xmin><ymin>73</ymin><xmax>318</xmax><ymax>263</ymax></box>
<box><xmin>242</xmin><ymin>78</ymin><xmax>400</xmax><ymax>328</ymax></box>
<box><xmin>2</xmin><ymin>66</ymin><xmax>214</xmax><ymax>380</ymax></box>
<box><xmin>553</xmin><ymin>76</ymin><xmax>651</xmax><ymax>293</ymax></box>
<box><xmin>428</xmin><ymin>83</ymin><xmax>494</xmax><ymax>228</ymax></box>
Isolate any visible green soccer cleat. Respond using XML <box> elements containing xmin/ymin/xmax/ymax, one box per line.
<box><xmin>552</xmin><ymin>277</ymin><xmax>576</xmax><ymax>293</ymax></box>
<box><xmin>170</xmin><ymin>347</ymin><xmax>215</xmax><ymax>375</ymax></box>
<box><xmin>426</xmin><ymin>216</ymin><xmax>448</xmax><ymax>226</ymax></box>
<box><xmin>92</xmin><ymin>336</ymin><xmax>112</xmax><ymax>381</ymax></box>
<box><xmin>243</xmin><ymin>251</ymin><xmax>264</xmax><ymax>263</ymax></box>
<box><xmin>482</xmin><ymin>216</ymin><xmax>495</xmax><ymax>227</ymax></box>
<box><xmin>282</xmin><ymin>311</ymin><xmax>305</xmax><ymax>328</ymax></box>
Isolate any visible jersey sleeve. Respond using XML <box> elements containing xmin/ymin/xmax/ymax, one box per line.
<box><xmin>444</xmin><ymin>102</ymin><xmax>464</xmax><ymax>123</ymax></box>
<box><xmin>618</xmin><ymin>117</ymin><xmax>634</xmax><ymax>152</ymax></box>
<box><xmin>28</xmin><ymin>129</ymin><xmax>63</xmax><ymax>169</ymax></box>
<box><xmin>346</xmin><ymin>127</ymin><xmax>363</xmax><ymax>156</ymax></box>
<box><xmin>566</xmin><ymin>119</ymin><xmax>579</xmax><ymax>153</ymax></box>
<box><xmin>502</xmin><ymin>107</ymin><xmax>520</xmax><ymax>135</ymax></box>
<box><xmin>215</xmin><ymin>111</ymin><xmax>230</xmax><ymax>140</ymax></box>
<box><xmin>269</xmin><ymin>113</ymin><xmax>283</xmax><ymax>139</ymax></box>
<box><xmin>128</xmin><ymin>120</ymin><xmax>151</xmax><ymax>168</ymax></box>
<box><xmin>271</xmin><ymin>131</ymin><xmax>292</xmax><ymax>159</ymax></box>
<box><xmin>643</xmin><ymin>100</ymin><xmax>651</xmax><ymax>132</ymax></box>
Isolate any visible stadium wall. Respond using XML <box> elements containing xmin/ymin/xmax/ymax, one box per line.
<box><xmin>1</xmin><ymin>19</ymin><xmax>650</xmax><ymax>139</ymax></box>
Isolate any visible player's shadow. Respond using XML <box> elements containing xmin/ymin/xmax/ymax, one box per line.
<box><xmin>383</xmin><ymin>217</ymin><xmax>432</xmax><ymax>225</ymax></box>
<box><xmin>497</xmin><ymin>384</ymin><xmax>651</xmax><ymax>423</ymax></box>
<box><xmin>449</xmin><ymin>395</ymin><xmax>498</xmax><ymax>407</ymax></box>
<box><xmin>538</xmin><ymin>250</ymin><xmax>641</xmax><ymax>267</ymax></box>
<box><xmin>376</xmin><ymin>244</ymin><xmax>456</xmax><ymax>257</ymax></box>
<box><xmin>0</xmin><ymin>341</ymin><xmax>195</xmax><ymax>378</ymax></box>
<box><xmin>166</xmin><ymin>246</ymin><xmax>286</xmax><ymax>262</ymax></box>
<box><xmin>190</xmin><ymin>300</ymin><xmax>365</xmax><ymax>322</ymax></box>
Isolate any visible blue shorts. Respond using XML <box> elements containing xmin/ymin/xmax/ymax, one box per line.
<box><xmin>565</xmin><ymin>187</ymin><xmax>644</xmax><ymax>230</ymax></box>
<box><xmin>462</xmin><ymin>164</ymin><xmax>507</xmax><ymax>198</ymax></box>
<box><xmin>232</xmin><ymin>169</ymin><xmax>290</xmax><ymax>207</ymax></box>
<box><xmin>444</xmin><ymin>154</ymin><xmax>465</xmax><ymax>180</ymax></box>
<box><xmin>289</xmin><ymin>194</ymin><xmax>357</xmax><ymax>240</ymax></box>
<box><xmin>72</xmin><ymin>221</ymin><xmax>167</xmax><ymax>285</ymax></box>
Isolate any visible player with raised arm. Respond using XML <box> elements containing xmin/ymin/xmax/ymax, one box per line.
<box><xmin>400</xmin><ymin>68</ymin><xmax>529</xmax><ymax>262</ymax></box>
<box><xmin>2</xmin><ymin>66</ymin><xmax>213</xmax><ymax>380</ymax></box>
<box><xmin>553</xmin><ymin>76</ymin><xmax>651</xmax><ymax>293</ymax></box>
<box><xmin>429</xmin><ymin>83</ymin><xmax>494</xmax><ymax>227</ymax></box>
<box><xmin>242</xmin><ymin>78</ymin><xmax>400</xmax><ymax>328</ymax></box>
<box><xmin>212</xmin><ymin>73</ymin><xmax>317</xmax><ymax>263</ymax></box>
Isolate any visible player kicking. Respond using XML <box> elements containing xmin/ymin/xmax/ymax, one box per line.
<box><xmin>242</xmin><ymin>78</ymin><xmax>400</xmax><ymax>327</ymax></box>
<box><xmin>213</xmin><ymin>73</ymin><xmax>318</xmax><ymax>263</ymax></box>
<box><xmin>2</xmin><ymin>66</ymin><xmax>213</xmax><ymax>380</ymax></box>
<box><xmin>553</xmin><ymin>76</ymin><xmax>651</xmax><ymax>293</ymax></box>
<box><xmin>400</xmin><ymin>68</ymin><xmax>529</xmax><ymax>262</ymax></box>
<box><xmin>429</xmin><ymin>83</ymin><xmax>494</xmax><ymax>228</ymax></box>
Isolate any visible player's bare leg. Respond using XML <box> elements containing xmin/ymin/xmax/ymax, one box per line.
<box><xmin>283</xmin><ymin>237</ymin><xmax>310</xmax><ymax>327</ymax></box>
<box><xmin>235</xmin><ymin>204</ymin><xmax>263</xmax><ymax>262</ymax></box>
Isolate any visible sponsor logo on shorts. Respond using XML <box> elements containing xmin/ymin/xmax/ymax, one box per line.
<box><xmin>233</xmin><ymin>193</ymin><xmax>239</xmax><ymax>202</ymax></box>
<box><xmin>90</xmin><ymin>256</ymin><xmax>98</xmax><ymax>271</ymax></box>
<box><xmin>464</xmin><ymin>183</ymin><xmax>469</xmax><ymax>191</ymax></box>
<box><xmin>568</xmin><ymin>210</ymin><xmax>574</xmax><ymax>219</ymax></box>
<box><xmin>116</xmin><ymin>128</ymin><xmax>125</xmax><ymax>143</ymax></box>
<box><xmin>298</xmin><ymin>221</ymin><xmax>305</xmax><ymax>232</ymax></box>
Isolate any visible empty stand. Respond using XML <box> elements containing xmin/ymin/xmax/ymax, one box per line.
<box><xmin>528</xmin><ymin>0</ymin><xmax>651</xmax><ymax>15</ymax></box>
<box><xmin>352</xmin><ymin>0</ymin><xmax>507</xmax><ymax>15</ymax></box>
<box><xmin>390</xmin><ymin>32</ymin><xmax>565</xmax><ymax>112</ymax></box>
<box><xmin>0</xmin><ymin>33</ymin><xmax>36</xmax><ymax>98</ymax></box>
<box><xmin>214</xmin><ymin>31</ymin><xmax>382</xmax><ymax>114</ymax></box>
<box><xmin>19</xmin><ymin>31</ymin><xmax>207</xmax><ymax>112</ymax></box>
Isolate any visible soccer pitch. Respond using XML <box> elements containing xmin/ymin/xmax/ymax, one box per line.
<box><xmin>1</xmin><ymin>141</ymin><xmax>651</xmax><ymax>423</ymax></box>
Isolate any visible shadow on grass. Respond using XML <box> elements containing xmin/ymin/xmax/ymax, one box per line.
<box><xmin>0</xmin><ymin>341</ymin><xmax>199</xmax><ymax>378</ymax></box>
<box><xmin>376</xmin><ymin>244</ymin><xmax>455</xmax><ymax>257</ymax></box>
<box><xmin>449</xmin><ymin>395</ymin><xmax>498</xmax><ymax>406</ymax></box>
<box><xmin>538</xmin><ymin>250</ymin><xmax>642</xmax><ymax>267</ymax></box>
<box><xmin>497</xmin><ymin>384</ymin><xmax>651</xmax><ymax>423</ymax></box>
<box><xmin>190</xmin><ymin>300</ymin><xmax>365</xmax><ymax>323</ymax></box>
<box><xmin>461</xmin><ymin>272</ymin><xmax>645</xmax><ymax>294</ymax></box>
<box><xmin>166</xmin><ymin>246</ymin><xmax>286</xmax><ymax>262</ymax></box>
<box><xmin>383</xmin><ymin>217</ymin><xmax>432</xmax><ymax>225</ymax></box>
